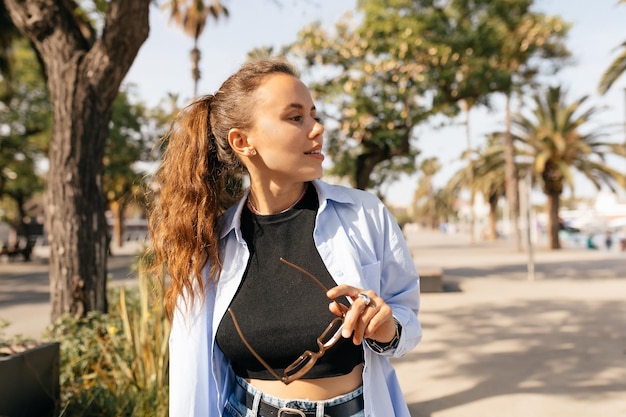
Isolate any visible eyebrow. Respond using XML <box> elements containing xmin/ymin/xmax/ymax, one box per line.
<box><xmin>286</xmin><ymin>103</ymin><xmax>316</xmax><ymax>112</ymax></box>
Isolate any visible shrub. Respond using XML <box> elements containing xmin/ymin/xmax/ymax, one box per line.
<box><xmin>45</xmin><ymin>254</ymin><xmax>170</xmax><ymax>417</ymax></box>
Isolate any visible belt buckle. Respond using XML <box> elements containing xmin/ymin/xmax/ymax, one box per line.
<box><xmin>277</xmin><ymin>407</ymin><xmax>306</xmax><ymax>417</ymax></box>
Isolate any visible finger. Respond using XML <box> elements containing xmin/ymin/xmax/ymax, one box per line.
<box><xmin>328</xmin><ymin>301</ymin><xmax>349</xmax><ymax>317</ymax></box>
<box><xmin>363</xmin><ymin>303</ymin><xmax>392</xmax><ymax>338</ymax></box>
<box><xmin>349</xmin><ymin>296</ymin><xmax>382</xmax><ymax>343</ymax></box>
<box><xmin>352</xmin><ymin>303</ymin><xmax>379</xmax><ymax>344</ymax></box>
<box><xmin>326</xmin><ymin>284</ymin><xmax>358</xmax><ymax>299</ymax></box>
<box><xmin>356</xmin><ymin>292</ymin><xmax>376</xmax><ymax>308</ymax></box>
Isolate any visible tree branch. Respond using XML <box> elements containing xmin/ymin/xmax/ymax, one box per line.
<box><xmin>85</xmin><ymin>0</ymin><xmax>151</xmax><ymax>104</ymax></box>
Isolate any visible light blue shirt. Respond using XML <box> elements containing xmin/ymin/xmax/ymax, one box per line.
<box><xmin>169</xmin><ymin>180</ymin><xmax>422</xmax><ymax>417</ymax></box>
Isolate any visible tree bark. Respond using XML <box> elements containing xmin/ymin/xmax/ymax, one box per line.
<box><xmin>355</xmin><ymin>129</ymin><xmax>411</xmax><ymax>191</ymax></box>
<box><xmin>546</xmin><ymin>193</ymin><xmax>561</xmax><ymax>250</ymax></box>
<box><xmin>5</xmin><ymin>0</ymin><xmax>150</xmax><ymax>321</ymax></box>
<box><xmin>355</xmin><ymin>150</ymin><xmax>386</xmax><ymax>190</ymax></box>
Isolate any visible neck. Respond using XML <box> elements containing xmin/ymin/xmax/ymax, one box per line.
<box><xmin>247</xmin><ymin>183</ymin><xmax>307</xmax><ymax>215</ymax></box>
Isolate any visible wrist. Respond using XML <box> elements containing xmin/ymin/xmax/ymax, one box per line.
<box><xmin>366</xmin><ymin>317</ymin><xmax>402</xmax><ymax>353</ymax></box>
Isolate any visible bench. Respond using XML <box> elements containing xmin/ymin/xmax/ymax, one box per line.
<box><xmin>0</xmin><ymin>238</ymin><xmax>36</xmax><ymax>262</ymax></box>
<box><xmin>417</xmin><ymin>266</ymin><xmax>444</xmax><ymax>293</ymax></box>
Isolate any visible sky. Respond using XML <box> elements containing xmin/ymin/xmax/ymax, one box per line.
<box><xmin>124</xmin><ymin>0</ymin><xmax>626</xmax><ymax>207</ymax></box>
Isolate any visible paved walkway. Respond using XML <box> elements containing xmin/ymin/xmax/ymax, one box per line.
<box><xmin>396</xmin><ymin>227</ymin><xmax>626</xmax><ymax>417</ymax></box>
<box><xmin>0</xmin><ymin>243</ymin><xmax>143</xmax><ymax>340</ymax></box>
<box><xmin>1</xmin><ymin>231</ymin><xmax>625</xmax><ymax>416</ymax></box>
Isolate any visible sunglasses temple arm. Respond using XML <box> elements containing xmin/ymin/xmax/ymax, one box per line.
<box><xmin>279</xmin><ymin>257</ymin><xmax>329</xmax><ymax>292</ymax></box>
<box><xmin>279</xmin><ymin>257</ymin><xmax>347</xmax><ymax>314</ymax></box>
<box><xmin>227</xmin><ymin>308</ymin><xmax>285</xmax><ymax>383</ymax></box>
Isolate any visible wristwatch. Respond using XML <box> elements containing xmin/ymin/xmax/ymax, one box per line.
<box><xmin>366</xmin><ymin>317</ymin><xmax>402</xmax><ymax>353</ymax></box>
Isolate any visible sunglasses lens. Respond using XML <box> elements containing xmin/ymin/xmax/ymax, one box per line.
<box><xmin>320</xmin><ymin>318</ymin><xmax>343</xmax><ymax>347</ymax></box>
<box><xmin>285</xmin><ymin>353</ymin><xmax>313</xmax><ymax>377</ymax></box>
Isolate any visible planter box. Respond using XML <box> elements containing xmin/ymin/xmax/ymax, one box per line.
<box><xmin>0</xmin><ymin>342</ymin><xmax>60</xmax><ymax>417</ymax></box>
<box><xmin>418</xmin><ymin>266</ymin><xmax>444</xmax><ymax>292</ymax></box>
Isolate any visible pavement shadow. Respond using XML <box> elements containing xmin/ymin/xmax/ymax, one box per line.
<box><xmin>395</xmin><ymin>298</ymin><xmax>626</xmax><ymax>417</ymax></box>
<box><xmin>0</xmin><ymin>254</ymin><xmax>140</xmax><ymax>308</ymax></box>
<box><xmin>441</xmin><ymin>256</ymin><xmax>626</xmax><ymax>281</ymax></box>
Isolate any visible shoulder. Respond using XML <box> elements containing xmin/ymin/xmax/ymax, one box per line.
<box><xmin>313</xmin><ymin>179</ymin><xmax>385</xmax><ymax>210</ymax></box>
<box><xmin>313</xmin><ymin>180</ymin><xmax>396</xmax><ymax>234</ymax></box>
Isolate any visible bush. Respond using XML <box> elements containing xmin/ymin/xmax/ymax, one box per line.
<box><xmin>44</xmin><ymin>255</ymin><xmax>170</xmax><ymax>417</ymax></box>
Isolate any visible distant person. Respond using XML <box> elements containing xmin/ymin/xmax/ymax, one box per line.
<box><xmin>604</xmin><ymin>230</ymin><xmax>613</xmax><ymax>251</ymax></box>
<box><xmin>147</xmin><ymin>58</ymin><xmax>422</xmax><ymax>417</ymax></box>
<box><xmin>587</xmin><ymin>234</ymin><xmax>598</xmax><ymax>250</ymax></box>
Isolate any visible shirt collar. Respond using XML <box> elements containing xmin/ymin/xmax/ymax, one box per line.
<box><xmin>218</xmin><ymin>179</ymin><xmax>355</xmax><ymax>240</ymax></box>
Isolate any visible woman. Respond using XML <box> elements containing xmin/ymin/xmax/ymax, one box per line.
<box><xmin>148</xmin><ymin>58</ymin><xmax>422</xmax><ymax>417</ymax></box>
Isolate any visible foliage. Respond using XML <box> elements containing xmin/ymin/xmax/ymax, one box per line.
<box><xmin>515</xmin><ymin>86</ymin><xmax>626</xmax><ymax>195</ymax></box>
<box><xmin>0</xmin><ymin>0</ymin><xmax>21</xmax><ymax>82</ymax></box>
<box><xmin>598</xmin><ymin>0</ymin><xmax>626</xmax><ymax>93</ymax></box>
<box><xmin>447</xmin><ymin>133</ymin><xmax>529</xmax><ymax>240</ymax></box>
<box><xmin>447</xmin><ymin>133</ymin><xmax>524</xmax><ymax>200</ymax></box>
<box><xmin>44</xmin><ymin>254</ymin><xmax>170</xmax><ymax>417</ymax></box>
<box><xmin>513</xmin><ymin>85</ymin><xmax>626</xmax><ymax>248</ymax></box>
<box><xmin>486</xmin><ymin>0</ymin><xmax>570</xmax><ymax>250</ymax></box>
<box><xmin>105</xmin><ymin>86</ymin><xmax>161</xmax><ymax>245</ymax></box>
<box><xmin>412</xmin><ymin>157</ymin><xmax>443</xmax><ymax>228</ymax></box>
<box><xmin>105</xmin><ymin>88</ymin><xmax>148</xmax><ymax>203</ymax></box>
<box><xmin>162</xmin><ymin>0</ymin><xmax>230</xmax><ymax>97</ymax></box>
<box><xmin>285</xmin><ymin>10</ymin><xmax>431</xmax><ymax>190</ymax></box>
<box><xmin>281</xmin><ymin>0</ymin><xmax>569</xmax><ymax>195</ymax></box>
<box><xmin>0</xmin><ymin>37</ymin><xmax>50</xmax><ymax>230</ymax></box>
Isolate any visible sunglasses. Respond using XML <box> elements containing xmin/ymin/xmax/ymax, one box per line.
<box><xmin>228</xmin><ymin>257</ymin><xmax>349</xmax><ymax>385</ymax></box>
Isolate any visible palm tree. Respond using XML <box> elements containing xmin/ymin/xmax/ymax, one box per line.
<box><xmin>447</xmin><ymin>134</ymin><xmax>529</xmax><ymax>241</ymax></box>
<box><xmin>470</xmin><ymin>135</ymin><xmax>507</xmax><ymax>241</ymax></box>
<box><xmin>412</xmin><ymin>157</ymin><xmax>441</xmax><ymax>229</ymax></box>
<box><xmin>598</xmin><ymin>0</ymin><xmax>626</xmax><ymax>93</ymax></box>
<box><xmin>490</xmin><ymin>5</ymin><xmax>570</xmax><ymax>251</ymax></box>
<box><xmin>514</xmin><ymin>86</ymin><xmax>626</xmax><ymax>249</ymax></box>
<box><xmin>163</xmin><ymin>0</ymin><xmax>229</xmax><ymax>98</ymax></box>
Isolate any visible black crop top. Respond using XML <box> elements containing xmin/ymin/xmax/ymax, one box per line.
<box><xmin>215</xmin><ymin>183</ymin><xmax>364</xmax><ymax>380</ymax></box>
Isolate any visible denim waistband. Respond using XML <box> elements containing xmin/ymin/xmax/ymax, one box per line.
<box><xmin>226</xmin><ymin>375</ymin><xmax>364</xmax><ymax>417</ymax></box>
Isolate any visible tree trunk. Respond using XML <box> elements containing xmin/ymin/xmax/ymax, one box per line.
<box><xmin>46</xmin><ymin>95</ymin><xmax>110</xmax><ymax>317</ymax></box>
<box><xmin>546</xmin><ymin>192</ymin><xmax>561</xmax><ymax>250</ymax></box>
<box><xmin>355</xmin><ymin>149</ymin><xmax>386</xmax><ymax>190</ymax></box>
<box><xmin>5</xmin><ymin>0</ymin><xmax>150</xmax><ymax>321</ymax></box>
<box><xmin>487</xmin><ymin>194</ymin><xmax>498</xmax><ymax>241</ymax></box>
<box><xmin>504</xmin><ymin>94</ymin><xmax>521</xmax><ymax>251</ymax></box>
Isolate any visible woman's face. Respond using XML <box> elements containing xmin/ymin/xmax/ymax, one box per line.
<box><xmin>245</xmin><ymin>73</ymin><xmax>324</xmax><ymax>186</ymax></box>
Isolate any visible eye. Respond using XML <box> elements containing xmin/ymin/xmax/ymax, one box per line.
<box><xmin>314</xmin><ymin>116</ymin><xmax>322</xmax><ymax>123</ymax></box>
<box><xmin>289</xmin><ymin>115</ymin><xmax>303</xmax><ymax>122</ymax></box>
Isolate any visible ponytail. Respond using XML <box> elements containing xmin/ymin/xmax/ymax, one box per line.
<box><xmin>148</xmin><ymin>57</ymin><xmax>299</xmax><ymax>319</ymax></box>
<box><xmin>149</xmin><ymin>95</ymin><xmax>241</xmax><ymax>319</ymax></box>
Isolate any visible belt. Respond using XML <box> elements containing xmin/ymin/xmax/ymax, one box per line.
<box><xmin>233</xmin><ymin>381</ymin><xmax>364</xmax><ymax>417</ymax></box>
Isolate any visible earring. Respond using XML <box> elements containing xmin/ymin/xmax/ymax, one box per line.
<box><xmin>249</xmin><ymin>149</ymin><xmax>257</xmax><ymax>156</ymax></box>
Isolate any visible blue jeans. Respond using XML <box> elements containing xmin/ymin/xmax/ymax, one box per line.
<box><xmin>223</xmin><ymin>376</ymin><xmax>365</xmax><ymax>417</ymax></box>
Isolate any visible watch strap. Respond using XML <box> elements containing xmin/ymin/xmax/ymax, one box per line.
<box><xmin>366</xmin><ymin>317</ymin><xmax>402</xmax><ymax>353</ymax></box>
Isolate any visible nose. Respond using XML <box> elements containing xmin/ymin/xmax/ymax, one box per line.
<box><xmin>310</xmin><ymin>119</ymin><xmax>324</xmax><ymax>139</ymax></box>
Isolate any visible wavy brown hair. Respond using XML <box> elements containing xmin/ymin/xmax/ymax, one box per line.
<box><xmin>147</xmin><ymin>58</ymin><xmax>299</xmax><ymax>319</ymax></box>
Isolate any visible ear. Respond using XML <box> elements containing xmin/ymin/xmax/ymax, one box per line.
<box><xmin>228</xmin><ymin>128</ymin><xmax>255</xmax><ymax>157</ymax></box>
